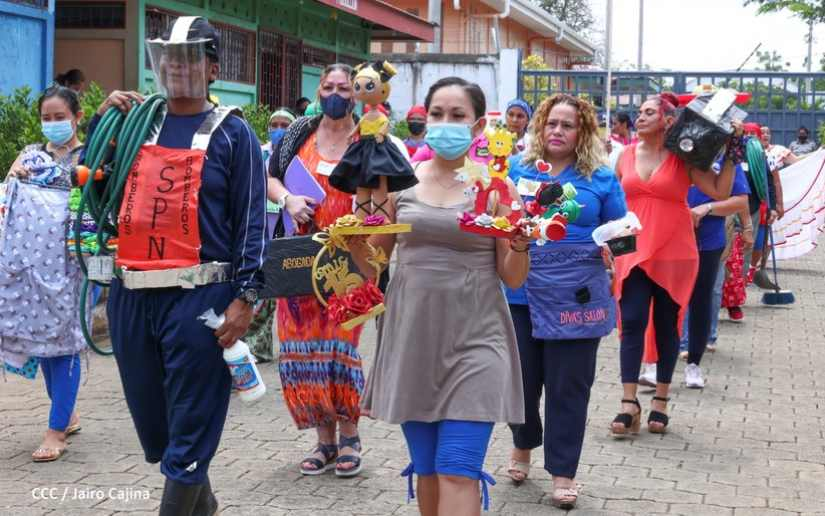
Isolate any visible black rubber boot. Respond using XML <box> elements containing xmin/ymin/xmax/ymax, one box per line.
<box><xmin>158</xmin><ymin>477</ymin><xmax>202</xmax><ymax>516</ymax></box>
<box><xmin>193</xmin><ymin>476</ymin><xmax>218</xmax><ymax>516</ymax></box>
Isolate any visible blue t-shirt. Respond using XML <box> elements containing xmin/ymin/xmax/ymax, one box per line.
<box><xmin>688</xmin><ymin>164</ymin><xmax>750</xmax><ymax>252</ymax></box>
<box><xmin>87</xmin><ymin>110</ymin><xmax>268</xmax><ymax>295</ymax></box>
<box><xmin>505</xmin><ymin>154</ymin><xmax>628</xmax><ymax>304</ymax></box>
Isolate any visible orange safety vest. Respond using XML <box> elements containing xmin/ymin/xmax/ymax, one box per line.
<box><xmin>116</xmin><ymin>107</ymin><xmax>238</xmax><ymax>271</ymax></box>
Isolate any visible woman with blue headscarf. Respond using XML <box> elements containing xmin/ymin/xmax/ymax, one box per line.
<box><xmin>506</xmin><ymin>98</ymin><xmax>533</xmax><ymax>154</ymax></box>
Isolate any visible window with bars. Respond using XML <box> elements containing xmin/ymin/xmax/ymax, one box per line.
<box><xmin>302</xmin><ymin>46</ymin><xmax>337</xmax><ymax>69</ymax></box>
<box><xmin>56</xmin><ymin>1</ymin><xmax>126</xmax><ymax>29</ymax></box>
<box><xmin>144</xmin><ymin>8</ymin><xmax>256</xmax><ymax>85</ymax></box>
<box><xmin>213</xmin><ymin>22</ymin><xmax>255</xmax><ymax>84</ymax></box>
<box><xmin>259</xmin><ymin>30</ymin><xmax>302</xmax><ymax>110</ymax></box>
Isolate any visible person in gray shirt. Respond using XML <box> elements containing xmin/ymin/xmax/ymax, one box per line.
<box><xmin>788</xmin><ymin>126</ymin><xmax>818</xmax><ymax>155</ymax></box>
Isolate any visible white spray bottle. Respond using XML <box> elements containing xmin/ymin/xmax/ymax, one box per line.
<box><xmin>199</xmin><ymin>308</ymin><xmax>266</xmax><ymax>403</ymax></box>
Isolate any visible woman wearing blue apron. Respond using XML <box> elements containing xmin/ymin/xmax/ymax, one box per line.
<box><xmin>505</xmin><ymin>94</ymin><xmax>627</xmax><ymax>509</ymax></box>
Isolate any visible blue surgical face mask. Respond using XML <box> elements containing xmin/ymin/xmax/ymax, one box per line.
<box><xmin>319</xmin><ymin>93</ymin><xmax>353</xmax><ymax>120</ymax></box>
<box><xmin>425</xmin><ymin>122</ymin><xmax>475</xmax><ymax>160</ymax></box>
<box><xmin>269</xmin><ymin>128</ymin><xmax>286</xmax><ymax>146</ymax></box>
<box><xmin>42</xmin><ymin>120</ymin><xmax>74</xmax><ymax>145</ymax></box>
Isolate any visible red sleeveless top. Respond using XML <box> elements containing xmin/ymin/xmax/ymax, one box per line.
<box><xmin>613</xmin><ymin>145</ymin><xmax>698</xmax><ymax>353</ymax></box>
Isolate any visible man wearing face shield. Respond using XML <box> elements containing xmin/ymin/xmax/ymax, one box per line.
<box><xmin>88</xmin><ymin>16</ymin><xmax>266</xmax><ymax>516</ymax></box>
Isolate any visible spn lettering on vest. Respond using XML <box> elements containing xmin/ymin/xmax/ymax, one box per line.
<box><xmin>115</xmin><ymin>107</ymin><xmax>235</xmax><ymax>271</ymax></box>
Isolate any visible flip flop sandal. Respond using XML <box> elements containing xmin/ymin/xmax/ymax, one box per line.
<box><xmin>300</xmin><ymin>443</ymin><xmax>338</xmax><ymax>476</ymax></box>
<box><xmin>507</xmin><ymin>459</ymin><xmax>530</xmax><ymax>484</ymax></box>
<box><xmin>65</xmin><ymin>422</ymin><xmax>82</xmax><ymax>436</ymax></box>
<box><xmin>32</xmin><ymin>447</ymin><xmax>66</xmax><ymax>463</ymax></box>
<box><xmin>335</xmin><ymin>435</ymin><xmax>363</xmax><ymax>478</ymax></box>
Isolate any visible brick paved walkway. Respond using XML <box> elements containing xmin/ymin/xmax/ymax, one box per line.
<box><xmin>1</xmin><ymin>246</ymin><xmax>824</xmax><ymax>516</ymax></box>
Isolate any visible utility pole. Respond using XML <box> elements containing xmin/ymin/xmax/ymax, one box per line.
<box><xmin>806</xmin><ymin>18</ymin><xmax>813</xmax><ymax>105</ymax></box>
<box><xmin>637</xmin><ymin>0</ymin><xmax>644</xmax><ymax>70</ymax></box>
<box><xmin>605</xmin><ymin>0</ymin><xmax>613</xmax><ymax>133</ymax></box>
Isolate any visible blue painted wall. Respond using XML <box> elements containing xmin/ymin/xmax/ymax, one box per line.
<box><xmin>0</xmin><ymin>0</ymin><xmax>54</xmax><ymax>95</ymax></box>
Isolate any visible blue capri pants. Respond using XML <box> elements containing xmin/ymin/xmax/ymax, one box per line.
<box><xmin>400</xmin><ymin>420</ymin><xmax>496</xmax><ymax>510</ymax></box>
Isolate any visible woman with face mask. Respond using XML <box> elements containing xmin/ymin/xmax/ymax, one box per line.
<box><xmin>3</xmin><ymin>86</ymin><xmax>86</xmax><ymax>463</ymax></box>
<box><xmin>403</xmin><ymin>105</ymin><xmax>427</xmax><ymax>156</ymax></box>
<box><xmin>267</xmin><ymin>63</ymin><xmax>370</xmax><ymax>478</ymax></box>
<box><xmin>356</xmin><ymin>77</ymin><xmax>530</xmax><ymax>515</ymax></box>
<box><xmin>610</xmin><ymin>93</ymin><xmax>742</xmax><ymax>438</ymax></box>
<box><xmin>262</xmin><ymin>107</ymin><xmax>296</xmax><ymax>167</ymax></box>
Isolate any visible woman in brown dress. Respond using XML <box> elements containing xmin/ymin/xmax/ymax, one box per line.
<box><xmin>357</xmin><ymin>77</ymin><xmax>529</xmax><ymax>515</ymax></box>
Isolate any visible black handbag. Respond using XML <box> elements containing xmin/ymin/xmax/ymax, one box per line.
<box><xmin>260</xmin><ymin>235</ymin><xmax>321</xmax><ymax>298</ymax></box>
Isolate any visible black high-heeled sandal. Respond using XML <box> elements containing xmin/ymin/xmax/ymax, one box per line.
<box><xmin>610</xmin><ymin>398</ymin><xmax>641</xmax><ymax>438</ymax></box>
<box><xmin>648</xmin><ymin>396</ymin><xmax>670</xmax><ymax>434</ymax></box>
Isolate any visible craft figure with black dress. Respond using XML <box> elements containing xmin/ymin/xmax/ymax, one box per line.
<box><xmin>328</xmin><ymin>61</ymin><xmax>417</xmax><ymax>219</ymax></box>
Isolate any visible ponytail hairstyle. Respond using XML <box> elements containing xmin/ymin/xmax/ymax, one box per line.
<box><xmin>55</xmin><ymin>69</ymin><xmax>85</xmax><ymax>89</ymax></box>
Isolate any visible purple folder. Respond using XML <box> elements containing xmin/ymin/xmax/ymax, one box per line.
<box><xmin>281</xmin><ymin>155</ymin><xmax>326</xmax><ymax>236</ymax></box>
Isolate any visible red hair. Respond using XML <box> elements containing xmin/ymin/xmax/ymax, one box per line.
<box><xmin>651</xmin><ymin>92</ymin><xmax>679</xmax><ymax>116</ymax></box>
<box><xmin>743</xmin><ymin>122</ymin><xmax>761</xmax><ymax>136</ymax></box>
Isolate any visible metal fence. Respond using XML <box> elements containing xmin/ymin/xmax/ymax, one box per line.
<box><xmin>518</xmin><ymin>69</ymin><xmax>825</xmax><ymax>147</ymax></box>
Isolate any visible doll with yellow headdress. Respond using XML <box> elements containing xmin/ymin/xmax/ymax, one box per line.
<box><xmin>329</xmin><ymin>61</ymin><xmax>417</xmax><ymax>220</ymax></box>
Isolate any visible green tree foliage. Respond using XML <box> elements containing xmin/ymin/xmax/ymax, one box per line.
<box><xmin>745</xmin><ymin>1</ymin><xmax>825</xmax><ymax>68</ymax></box>
<box><xmin>78</xmin><ymin>82</ymin><xmax>106</xmax><ymax>135</ymax></box>
<box><xmin>521</xmin><ymin>54</ymin><xmax>555</xmax><ymax>107</ymax></box>
<box><xmin>535</xmin><ymin>0</ymin><xmax>596</xmax><ymax>34</ymax></box>
<box><xmin>756</xmin><ymin>50</ymin><xmax>791</xmax><ymax>71</ymax></box>
<box><xmin>241</xmin><ymin>104</ymin><xmax>273</xmax><ymax>144</ymax></box>
<box><xmin>391</xmin><ymin>119</ymin><xmax>411</xmax><ymax>141</ymax></box>
<box><xmin>0</xmin><ymin>87</ymin><xmax>40</xmax><ymax>181</ymax></box>
<box><xmin>744</xmin><ymin>0</ymin><xmax>825</xmax><ymax>23</ymax></box>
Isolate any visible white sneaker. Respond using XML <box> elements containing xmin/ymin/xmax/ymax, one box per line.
<box><xmin>638</xmin><ymin>363</ymin><xmax>657</xmax><ymax>387</ymax></box>
<box><xmin>685</xmin><ymin>363</ymin><xmax>705</xmax><ymax>389</ymax></box>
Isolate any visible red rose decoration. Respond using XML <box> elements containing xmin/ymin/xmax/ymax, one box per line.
<box><xmin>326</xmin><ymin>294</ymin><xmax>349</xmax><ymax>324</ymax></box>
<box><xmin>344</xmin><ymin>289</ymin><xmax>373</xmax><ymax>315</ymax></box>
<box><xmin>458</xmin><ymin>211</ymin><xmax>475</xmax><ymax>225</ymax></box>
<box><xmin>362</xmin><ymin>280</ymin><xmax>384</xmax><ymax>305</ymax></box>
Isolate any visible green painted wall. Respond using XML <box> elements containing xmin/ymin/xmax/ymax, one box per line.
<box><xmin>136</xmin><ymin>0</ymin><xmax>372</xmax><ymax>106</ymax></box>
<box><xmin>301</xmin><ymin>65</ymin><xmax>322</xmax><ymax>101</ymax></box>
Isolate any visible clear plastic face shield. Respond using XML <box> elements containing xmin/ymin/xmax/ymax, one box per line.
<box><xmin>147</xmin><ymin>38</ymin><xmax>210</xmax><ymax>99</ymax></box>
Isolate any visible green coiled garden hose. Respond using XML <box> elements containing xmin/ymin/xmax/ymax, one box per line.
<box><xmin>75</xmin><ymin>94</ymin><xmax>167</xmax><ymax>355</ymax></box>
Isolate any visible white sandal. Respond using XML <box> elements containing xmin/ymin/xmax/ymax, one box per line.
<box><xmin>551</xmin><ymin>485</ymin><xmax>579</xmax><ymax>509</ymax></box>
<box><xmin>506</xmin><ymin>459</ymin><xmax>530</xmax><ymax>483</ymax></box>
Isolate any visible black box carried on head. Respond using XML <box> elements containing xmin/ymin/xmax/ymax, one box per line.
<box><xmin>664</xmin><ymin>90</ymin><xmax>747</xmax><ymax>172</ymax></box>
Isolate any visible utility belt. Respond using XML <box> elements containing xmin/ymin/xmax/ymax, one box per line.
<box><xmin>87</xmin><ymin>256</ymin><xmax>230</xmax><ymax>290</ymax></box>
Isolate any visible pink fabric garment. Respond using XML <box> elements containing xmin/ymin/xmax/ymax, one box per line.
<box><xmin>410</xmin><ymin>144</ymin><xmax>434</xmax><ymax>163</ymax></box>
